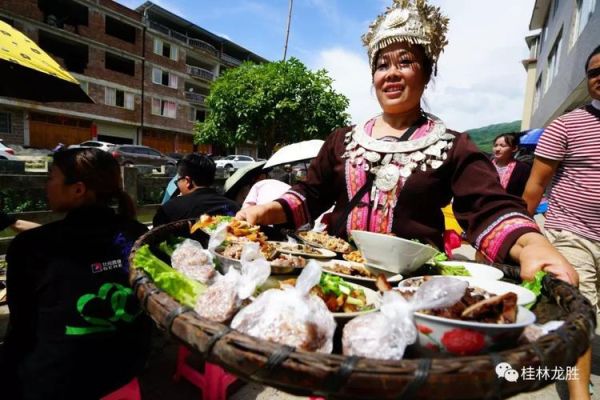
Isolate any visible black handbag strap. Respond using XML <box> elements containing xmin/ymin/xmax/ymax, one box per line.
<box><xmin>331</xmin><ymin>116</ymin><xmax>426</xmax><ymax>237</ymax></box>
<box><xmin>331</xmin><ymin>174</ymin><xmax>374</xmax><ymax>236</ymax></box>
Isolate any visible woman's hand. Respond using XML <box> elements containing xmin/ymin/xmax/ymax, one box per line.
<box><xmin>510</xmin><ymin>232</ymin><xmax>579</xmax><ymax>286</ymax></box>
<box><xmin>235</xmin><ymin>201</ymin><xmax>287</xmax><ymax>226</ymax></box>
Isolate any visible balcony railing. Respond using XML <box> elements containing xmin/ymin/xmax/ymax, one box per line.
<box><xmin>221</xmin><ymin>53</ymin><xmax>242</xmax><ymax>66</ymax></box>
<box><xmin>185</xmin><ymin>92</ymin><xmax>206</xmax><ymax>104</ymax></box>
<box><xmin>186</xmin><ymin>65</ymin><xmax>215</xmax><ymax>81</ymax></box>
<box><xmin>149</xmin><ymin>21</ymin><xmax>218</xmax><ymax>57</ymax></box>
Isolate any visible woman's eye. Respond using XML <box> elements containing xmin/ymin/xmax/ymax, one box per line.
<box><xmin>399</xmin><ymin>59</ymin><xmax>414</xmax><ymax>66</ymax></box>
<box><xmin>376</xmin><ymin>62</ymin><xmax>388</xmax><ymax>71</ymax></box>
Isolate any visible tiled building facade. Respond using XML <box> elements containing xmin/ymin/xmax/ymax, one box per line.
<box><xmin>0</xmin><ymin>0</ymin><xmax>265</xmax><ymax>154</ymax></box>
<box><xmin>521</xmin><ymin>0</ymin><xmax>599</xmax><ymax>129</ymax></box>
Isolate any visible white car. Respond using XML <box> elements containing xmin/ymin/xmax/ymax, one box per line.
<box><xmin>0</xmin><ymin>140</ymin><xmax>16</xmax><ymax>160</ymax></box>
<box><xmin>215</xmin><ymin>155</ymin><xmax>255</xmax><ymax>171</ymax></box>
<box><xmin>68</xmin><ymin>140</ymin><xmax>114</xmax><ymax>152</ymax></box>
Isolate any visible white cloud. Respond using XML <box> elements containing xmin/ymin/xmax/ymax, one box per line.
<box><xmin>312</xmin><ymin>0</ymin><xmax>535</xmax><ymax>131</ymax></box>
<box><xmin>311</xmin><ymin>48</ymin><xmax>380</xmax><ymax>126</ymax></box>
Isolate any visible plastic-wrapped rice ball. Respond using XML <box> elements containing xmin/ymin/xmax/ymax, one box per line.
<box><xmin>171</xmin><ymin>239</ymin><xmax>215</xmax><ymax>283</ymax></box>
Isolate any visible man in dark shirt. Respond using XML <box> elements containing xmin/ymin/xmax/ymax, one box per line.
<box><xmin>153</xmin><ymin>154</ymin><xmax>239</xmax><ymax>226</ymax></box>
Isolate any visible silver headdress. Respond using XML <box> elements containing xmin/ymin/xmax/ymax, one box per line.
<box><xmin>362</xmin><ymin>0</ymin><xmax>449</xmax><ymax>73</ymax></box>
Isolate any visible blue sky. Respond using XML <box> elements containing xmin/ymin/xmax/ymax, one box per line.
<box><xmin>116</xmin><ymin>0</ymin><xmax>536</xmax><ymax>131</ymax></box>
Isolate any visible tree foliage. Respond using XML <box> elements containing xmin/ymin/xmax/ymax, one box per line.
<box><xmin>195</xmin><ymin>58</ymin><xmax>350</xmax><ymax>156</ymax></box>
<box><xmin>466</xmin><ymin>120</ymin><xmax>522</xmax><ymax>153</ymax></box>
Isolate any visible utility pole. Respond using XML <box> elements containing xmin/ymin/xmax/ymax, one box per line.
<box><xmin>283</xmin><ymin>0</ymin><xmax>293</xmax><ymax>61</ymax></box>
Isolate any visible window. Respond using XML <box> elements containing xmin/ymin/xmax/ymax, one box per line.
<box><xmin>0</xmin><ymin>112</ymin><xmax>11</xmax><ymax>133</ymax></box>
<box><xmin>189</xmin><ymin>107</ymin><xmax>206</xmax><ymax>122</ymax></box>
<box><xmin>573</xmin><ymin>0</ymin><xmax>596</xmax><ymax>41</ymax></box>
<box><xmin>533</xmin><ymin>75</ymin><xmax>543</xmax><ymax>111</ymax></box>
<box><xmin>544</xmin><ymin>31</ymin><xmax>562</xmax><ymax>92</ymax></box>
<box><xmin>153</xmin><ymin>38</ymin><xmax>178</xmax><ymax>61</ymax></box>
<box><xmin>552</xmin><ymin>0</ymin><xmax>560</xmax><ymax>18</ymax></box>
<box><xmin>105</xmin><ymin>87</ymin><xmax>134</xmax><ymax>109</ymax></box>
<box><xmin>151</xmin><ymin>98</ymin><xmax>177</xmax><ymax>118</ymax></box>
<box><xmin>105</xmin><ymin>52</ymin><xmax>135</xmax><ymax>76</ymax></box>
<box><xmin>105</xmin><ymin>16</ymin><xmax>136</xmax><ymax>44</ymax></box>
<box><xmin>152</xmin><ymin>67</ymin><xmax>178</xmax><ymax>88</ymax></box>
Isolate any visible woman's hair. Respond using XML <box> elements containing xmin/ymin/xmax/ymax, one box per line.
<box><xmin>373</xmin><ymin>44</ymin><xmax>434</xmax><ymax>83</ymax></box>
<box><xmin>585</xmin><ymin>45</ymin><xmax>600</xmax><ymax>71</ymax></box>
<box><xmin>493</xmin><ymin>132</ymin><xmax>520</xmax><ymax>149</ymax></box>
<box><xmin>52</xmin><ymin>148</ymin><xmax>135</xmax><ymax>218</ymax></box>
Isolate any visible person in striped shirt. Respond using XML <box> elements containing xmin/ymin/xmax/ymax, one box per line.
<box><xmin>524</xmin><ymin>44</ymin><xmax>600</xmax><ymax>400</ymax></box>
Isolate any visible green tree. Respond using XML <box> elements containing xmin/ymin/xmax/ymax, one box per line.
<box><xmin>195</xmin><ymin>58</ymin><xmax>350</xmax><ymax>156</ymax></box>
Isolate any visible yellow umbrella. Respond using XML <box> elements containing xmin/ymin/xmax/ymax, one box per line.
<box><xmin>0</xmin><ymin>20</ymin><xmax>92</xmax><ymax>102</ymax></box>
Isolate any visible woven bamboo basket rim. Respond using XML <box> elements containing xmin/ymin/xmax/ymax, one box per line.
<box><xmin>128</xmin><ymin>219</ymin><xmax>596</xmax><ymax>399</ymax></box>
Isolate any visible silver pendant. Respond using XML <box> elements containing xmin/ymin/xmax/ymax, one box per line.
<box><xmin>420</xmin><ymin>163</ymin><xmax>427</xmax><ymax>171</ymax></box>
<box><xmin>393</xmin><ymin>153</ymin><xmax>409</xmax><ymax>164</ymax></box>
<box><xmin>411</xmin><ymin>151</ymin><xmax>426</xmax><ymax>162</ymax></box>
<box><xmin>364</xmin><ymin>151</ymin><xmax>381</xmax><ymax>163</ymax></box>
<box><xmin>363</xmin><ymin>163</ymin><xmax>370</xmax><ymax>171</ymax></box>
<box><xmin>375</xmin><ymin>163</ymin><xmax>401</xmax><ymax>192</ymax></box>
<box><xmin>399</xmin><ymin>166</ymin><xmax>412</xmax><ymax>178</ymax></box>
<box><xmin>382</xmin><ymin>153</ymin><xmax>393</xmax><ymax>165</ymax></box>
<box><xmin>431</xmin><ymin>160</ymin><xmax>443</xmax><ymax>169</ymax></box>
<box><xmin>424</xmin><ymin>146</ymin><xmax>441</xmax><ymax>157</ymax></box>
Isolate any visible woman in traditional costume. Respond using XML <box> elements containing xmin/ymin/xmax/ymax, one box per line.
<box><xmin>492</xmin><ymin>133</ymin><xmax>531</xmax><ymax>197</ymax></box>
<box><xmin>237</xmin><ymin>0</ymin><xmax>576</xmax><ymax>285</ymax></box>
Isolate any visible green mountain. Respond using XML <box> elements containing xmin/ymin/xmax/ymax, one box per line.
<box><xmin>466</xmin><ymin>120</ymin><xmax>522</xmax><ymax>153</ymax></box>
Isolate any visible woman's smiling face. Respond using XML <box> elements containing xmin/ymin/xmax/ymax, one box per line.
<box><xmin>373</xmin><ymin>42</ymin><xmax>428</xmax><ymax>115</ymax></box>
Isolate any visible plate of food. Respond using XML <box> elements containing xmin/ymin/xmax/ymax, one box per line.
<box><xmin>319</xmin><ymin>260</ymin><xmax>403</xmax><ymax>283</ymax></box>
<box><xmin>343</xmin><ymin>250</ymin><xmax>365</xmax><ymax>264</ymax></box>
<box><xmin>297</xmin><ymin>231</ymin><xmax>354</xmax><ymax>254</ymax></box>
<box><xmin>412</xmin><ymin>261</ymin><xmax>504</xmax><ymax>280</ymax></box>
<box><xmin>213</xmin><ymin>242</ymin><xmax>307</xmax><ymax>274</ymax></box>
<box><xmin>435</xmin><ymin>261</ymin><xmax>504</xmax><ymax>280</ymax></box>
<box><xmin>191</xmin><ymin>215</ymin><xmax>267</xmax><ymax>244</ymax></box>
<box><xmin>394</xmin><ymin>276</ymin><xmax>536</xmax><ymax>355</ymax></box>
<box><xmin>398</xmin><ymin>276</ymin><xmax>536</xmax><ymax>306</ymax></box>
<box><xmin>262</xmin><ymin>273</ymin><xmax>380</xmax><ymax>320</ymax></box>
<box><xmin>269</xmin><ymin>241</ymin><xmax>336</xmax><ymax>259</ymax></box>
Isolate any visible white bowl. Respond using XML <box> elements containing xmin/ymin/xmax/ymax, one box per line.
<box><xmin>398</xmin><ymin>276</ymin><xmax>536</xmax><ymax>305</ymax></box>
<box><xmin>413</xmin><ymin>305</ymin><xmax>536</xmax><ymax>356</ymax></box>
<box><xmin>350</xmin><ymin>230</ymin><xmax>438</xmax><ymax>274</ymax></box>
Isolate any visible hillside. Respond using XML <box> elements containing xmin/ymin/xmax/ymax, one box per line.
<box><xmin>466</xmin><ymin>120</ymin><xmax>521</xmax><ymax>153</ymax></box>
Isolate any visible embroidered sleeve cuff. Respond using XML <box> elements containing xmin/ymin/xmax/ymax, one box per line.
<box><xmin>475</xmin><ymin>213</ymin><xmax>540</xmax><ymax>263</ymax></box>
<box><xmin>275</xmin><ymin>191</ymin><xmax>311</xmax><ymax>229</ymax></box>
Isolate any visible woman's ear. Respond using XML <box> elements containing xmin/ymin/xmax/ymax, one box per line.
<box><xmin>72</xmin><ymin>181</ymin><xmax>88</xmax><ymax>199</ymax></box>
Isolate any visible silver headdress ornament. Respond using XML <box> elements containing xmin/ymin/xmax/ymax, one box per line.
<box><xmin>362</xmin><ymin>0</ymin><xmax>449</xmax><ymax>74</ymax></box>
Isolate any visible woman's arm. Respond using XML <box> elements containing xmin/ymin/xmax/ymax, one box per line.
<box><xmin>509</xmin><ymin>231</ymin><xmax>578</xmax><ymax>285</ymax></box>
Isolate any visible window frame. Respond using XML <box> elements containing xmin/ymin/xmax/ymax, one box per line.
<box><xmin>151</xmin><ymin>98</ymin><xmax>177</xmax><ymax>118</ymax></box>
<box><xmin>0</xmin><ymin>112</ymin><xmax>11</xmax><ymax>133</ymax></box>
<box><xmin>105</xmin><ymin>87</ymin><xmax>135</xmax><ymax>110</ymax></box>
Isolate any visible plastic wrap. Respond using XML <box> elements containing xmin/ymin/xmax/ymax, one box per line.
<box><xmin>170</xmin><ymin>239</ymin><xmax>215</xmax><ymax>283</ymax></box>
<box><xmin>231</xmin><ymin>260</ymin><xmax>336</xmax><ymax>353</ymax></box>
<box><xmin>343</xmin><ymin>277</ymin><xmax>468</xmax><ymax>360</ymax></box>
<box><xmin>195</xmin><ymin>242</ymin><xmax>270</xmax><ymax>323</ymax></box>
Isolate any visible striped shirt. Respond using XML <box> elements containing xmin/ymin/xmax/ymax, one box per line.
<box><xmin>535</xmin><ymin>104</ymin><xmax>600</xmax><ymax>241</ymax></box>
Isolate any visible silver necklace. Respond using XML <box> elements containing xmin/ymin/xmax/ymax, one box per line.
<box><xmin>342</xmin><ymin>112</ymin><xmax>455</xmax><ymax>192</ymax></box>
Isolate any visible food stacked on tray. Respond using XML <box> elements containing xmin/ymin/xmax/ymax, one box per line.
<box><xmin>131</xmin><ymin>217</ymin><xmax>542</xmax><ymax>359</ymax></box>
<box><xmin>133</xmin><ymin>216</ymin><xmax>385</xmax><ymax>350</ymax></box>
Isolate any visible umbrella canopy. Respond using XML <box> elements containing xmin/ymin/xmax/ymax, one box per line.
<box><xmin>224</xmin><ymin>161</ymin><xmax>267</xmax><ymax>197</ymax></box>
<box><xmin>520</xmin><ymin>128</ymin><xmax>544</xmax><ymax>146</ymax></box>
<box><xmin>264</xmin><ymin>139</ymin><xmax>324</xmax><ymax>169</ymax></box>
<box><xmin>0</xmin><ymin>20</ymin><xmax>92</xmax><ymax>103</ymax></box>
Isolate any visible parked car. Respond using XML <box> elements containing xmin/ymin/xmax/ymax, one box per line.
<box><xmin>68</xmin><ymin>140</ymin><xmax>114</xmax><ymax>152</ymax></box>
<box><xmin>165</xmin><ymin>152</ymin><xmax>185</xmax><ymax>163</ymax></box>
<box><xmin>0</xmin><ymin>140</ymin><xmax>16</xmax><ymax>160</ymax></box>
<box><xmin>109</xmin><ymin>144</ymin><xmax>177</xmax><ymax>169</ymax></box>
<box><xmin>214</xmin><ymin>155</ymin><xmax>255</xmax><ymax>171</ymax></box>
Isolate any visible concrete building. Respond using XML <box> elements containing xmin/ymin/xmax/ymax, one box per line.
<box><xmin>521</xmin><ymin>0</ymin><xmax>599</xmax><ymax>130</ymax></box>
<box><xmin>0</xmin><ymin>0</ymin><xmax>266</xmax><ymax>155</ymax></box>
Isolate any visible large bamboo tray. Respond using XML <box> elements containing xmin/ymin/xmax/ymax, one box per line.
<box><xmin>129</xmin><ymin>220</ymin><xmax>596</xmax><ymax>399</ymax></box>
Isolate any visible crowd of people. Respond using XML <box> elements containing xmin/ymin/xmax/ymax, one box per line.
<box><xmin>0</xmin><ymin>0</ymin><xmax>598</xmax><ymax>398</ymax></box>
